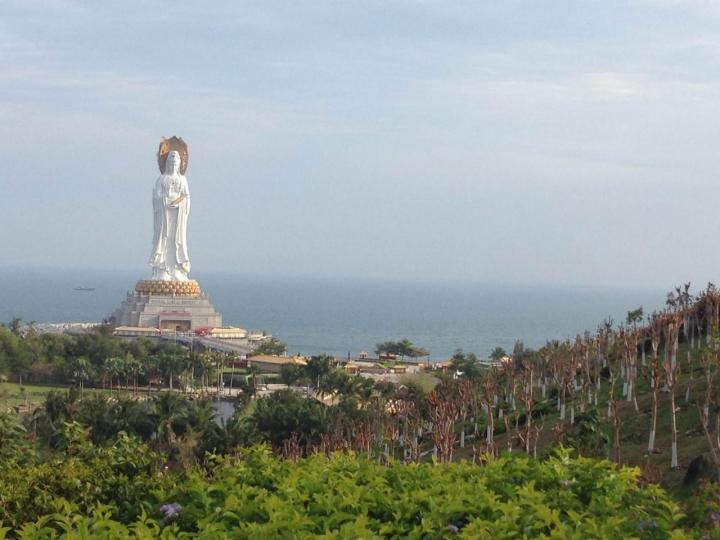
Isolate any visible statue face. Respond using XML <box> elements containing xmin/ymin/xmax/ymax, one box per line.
<box><xmin>166</xmin><ymin>151</ymin><xmax>180</xmax><ymax>174</ymax></box>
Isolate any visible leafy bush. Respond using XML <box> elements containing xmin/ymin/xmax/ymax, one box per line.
<box><xmin>250</xmin><ymin>390</ymin><xmax>329</xmax><ymax>451</ymax></box>
<box><xmin>565</xmin><ymin>407</ymin><xmax>610</xmax><ymax>457</ymax></box>
<box><xmin>2</xmin><ymin>446</ymin><xmax>695</xmax><ymax>538</ymax></box>
<box><xmin>683</xmin><ymin>480</ymin><xmax>720</xmax><ymax>535</ymax></box>
<box><xmin>0</xmin><ymin>423</ymin><xmax>164</xmax><ymax>529</ymax></box>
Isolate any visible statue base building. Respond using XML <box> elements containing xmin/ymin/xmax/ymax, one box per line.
<box><xmin>112</xmin><ymin>279</ymin><xmax>222</xmax><ymax>331</ymax></box>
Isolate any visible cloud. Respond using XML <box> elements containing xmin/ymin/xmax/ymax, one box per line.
<box><xmin>632</xmin><ymin>0</ymin><xmax>720</xmax><ymax>14</ymax></box>
<box><xmin>578</xmin><ymin>72</ymin><xmax>647</xmax><ymax>100</ymax></box>
<box><xmin>437</xmin><ymin>71</ymin><xmax>650</xmax><ymax>105</ymax></box>
<box><xmin>0</xmin><ymin>61</ymin><xmax>353</xmax><ymax>150</ymax></box>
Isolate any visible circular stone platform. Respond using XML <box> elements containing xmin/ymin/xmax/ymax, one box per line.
<box><xmin>135</xmin><ymin>279</ymin><xmax>201</xmax><ymax>297</ymax></box>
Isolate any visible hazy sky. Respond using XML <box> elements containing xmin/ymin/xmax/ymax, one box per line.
<box><xmin>3</xmin><ymin>1</ymin><xmax>720</xmax><ymax>289</ymax></box>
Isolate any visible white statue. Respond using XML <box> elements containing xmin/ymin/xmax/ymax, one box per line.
<box><xmin>149</xmin><ymin>139</ymin><xmax>191</xmax><ymax>281</ymax></box>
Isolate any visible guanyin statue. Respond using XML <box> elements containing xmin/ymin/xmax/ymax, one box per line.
<box><xmin>149</xmin><ymin>137</ymin><xmax>191</xmax><ymax>281</ymax></box>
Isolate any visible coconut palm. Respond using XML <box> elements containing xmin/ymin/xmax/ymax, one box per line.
<box><xmin>123</xmin><ymin>354</ymin><xmax>144</xmax><ymax>395</ymax></box>
<box><xmin>247</xmin><ymin>364</ymin><xmax>263</xmax><ymax>391</ymax></box>
<box><xmin>68</xmin><ymin>356</ymin><xmax>92</xmax><ymax>396</ymax></box>
<box><xmin>197</xmin><ymin>352</ymin><xmax>216</xmax><ymax>393</ymax></box>
<box><xmin>152</xmin><ymin>391</ymin><xmax>190</xmax><ymax>449</ymax></box>
<box><xmin>306</xmin><ymin>355</ymin><xmax>332</xmax><ymax>389</ymax></box>
<box><xmin>77</xmin><ymin>393</ymin><xmax>113</xmax><ymax>444</ymax></box>
<box><xmin>103</xmin><ymin>356</ymin><xmax>124</xmax><ymax>391</ymax></box>
<box><xmin>111</xmin><ymin>395</ymin><xmax>153</xmax><ymax>439</ymax></box>
<box><xmin>157</xmin><ymin>350</ymin><xmax>189</xmax><ymax>391</ymax></box>
<box><xmin>189</xmin><ymin>399</ymin><xmax>217</xmax><ymax>432</ymax></box>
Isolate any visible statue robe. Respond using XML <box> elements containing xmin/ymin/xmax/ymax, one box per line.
<box><xmin>149</xmin><ymin>172</ymin><xmax>191</xmax><ymax>280</ymax></box>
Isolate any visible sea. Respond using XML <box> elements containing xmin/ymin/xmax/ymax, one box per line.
<box><xmin>0</xmin><ymin>268</ymin><xmax>667</xmax><ymax>360</ymax></box>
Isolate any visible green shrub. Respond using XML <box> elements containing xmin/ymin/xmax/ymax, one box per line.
<box><xmin>4</xmin><ymin>446</ymin><xmax>696</xmax><ymax>538</ymax></box>
<box><xmin>0</xmin><ymin>424</ymin><xmax>165</xmax><ymax>529</ymax></box>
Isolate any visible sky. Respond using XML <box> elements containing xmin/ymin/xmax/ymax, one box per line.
<box><xmin>2</xmin><ymin>1</ymin><xmax>720</xmax><ymax>289</ymax></box>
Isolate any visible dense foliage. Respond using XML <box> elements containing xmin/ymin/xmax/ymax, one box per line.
<box><xmin>375</xmin><ymin>338</ymin><xmax>429</xmax><ymax>359</ymax></box>
<box><xmin>0</xmin><ymin>418</ymin><xmax>166</xmax><ymax>532</ymax></box>
<box><xmin>252</xmin><ymin>337</ymin><xmax>288</xmax><ymax>356</ymax></box>
<box><xmin>0</xmin><ymin>436</ymin><xmax>705</xmax><ymax>538</ymax></box>
<box><xmin>0</xmin><ymin>322</ymin><xmax>242</xmax><ymax>393</ymax></box>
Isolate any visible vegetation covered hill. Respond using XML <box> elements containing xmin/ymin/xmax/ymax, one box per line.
<box><xmin>2</xmin><ymin>282</ymin><xmax>720</xmax><ymax>535</ymax></box>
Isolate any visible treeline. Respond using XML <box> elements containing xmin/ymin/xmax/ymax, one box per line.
<box><xmin>0</xmin><ymin>322</ymin><xmax>232</xmax><ymax>391</ymax></box>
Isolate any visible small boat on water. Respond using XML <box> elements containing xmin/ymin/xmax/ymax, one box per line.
<box><xmin>74</xmin><ymin>287</ymin><xmax>96</xmax><ymax>291</ymax></box>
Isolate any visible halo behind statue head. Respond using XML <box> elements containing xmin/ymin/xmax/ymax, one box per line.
<box><xmin>157</xmin><ymin>136</ymin><xmax>189</xmax><ymax>175</ymax></box>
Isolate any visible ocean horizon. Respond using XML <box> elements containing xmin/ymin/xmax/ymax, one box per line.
<box><xmin>0</xmin><ymin>267</ymin><xmax>668</xmax><ymax>360</ymax></box>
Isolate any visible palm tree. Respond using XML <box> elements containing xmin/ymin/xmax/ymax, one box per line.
<box><xmin>248</xmin><ymin>364</ymin><xmax>263</xmax><ymax>392</ymax></box>
<box><xmin>215</xmin><ymin>352</ymin><xmax>227</xmax><ymax>395</ymax></box>
<box><xmin>198</xmin><ymin>352</ymin><xmax>216</xmax><ymax>394</ymax></box>
<box><xmin>110</xmin><ymin>395</ymin><xmax>150</xmax><ymax>438</ymax></box>
<box><xmin>489</xmin><ymin>346</ymin><xmax>507</xmax><ymax>362</ymax></box>
<box><xmin>157</xmin><ymin>349</ymin><xmax>189</xmax><ymax>391</ymax></box>
<box><xmin>306</xmin><ymin>355</ymin><xmax>332</xmax><ymax>389</ymax></box>
<box><xmin>77</xmin><ymin>393</ymin><xmax>113</xmax><ymax>444</ymax></box>
<box><xmin>69</xmin><ymin>356</ymin><xmax>92</xmax><ymax>396</ymax></box>
<box><xmin>152</xmin><ymin>391</ymin><xmax>190</xmax><ymax>449</ymax></box>
<box><xmin>123</xmin><ymin>355</ymin><xmax>144</xmax><ymax>395</ymax></box>
<box><xmin>189</xmin><ymin>399</ymin><xmax>218</xmax><ymax>432</ymax></box>
<box><xmin>104</xmin><ymin>357</ymin><xmax>124</xmax><ymax>391</ymax></box>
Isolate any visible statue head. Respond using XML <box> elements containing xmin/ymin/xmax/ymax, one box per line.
<box><xmin>165</xmin><ymin>151</ymin><xmax>181</xmax><ymax>175</ymax></box>
<box><xmin>157</xmin><ymin>136</ymin><xmax>188</xmax><ymax>175</ymax></box>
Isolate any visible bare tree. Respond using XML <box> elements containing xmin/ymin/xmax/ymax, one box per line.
<box><xmin>607</xmin><ymin>347</ymin><xmax>622</xmax><ymax>463</ymax></box>
<box><xmin>664</xmin><ymin>295</ymin><xmax>683</xmax><ymax>469</ymax></box>
<box><xmin>697</xmin><ymin>401</ymin><xmax>720</xmax><ymax>481</ymax></box>
<box><xmin>699</xmin><ymin>346</ymin><xmax>718</xmax><ymax>427</ymax></box>
<box><xmin>646</xmin><ymin>312</ymin><xmax>665</xmax><ymax>453</ymax></box>
<box><xmin>456</xmin><ymin>378</ymin><xmax>474</xmax><ymax>448</ymax></box>
<box><xmin>518</xmin><ymin>361</ymin><xmax>535</xmax><ymax>455</ymax></box>
<box><xmin>677</xmin><ymin>284</ymin><xmax>694</xmax><ymax>404</ymax></box>
<box><xmin>620</xmin><ymin>327</ymin><xmax>640</xmax><ymax>414</ymax></box>
<box><xmin>428</xmin><ymin>381</ymin><xmax>458</xmax><ymax>463</ymax></box>
<box><xmin>480</xmin><ymin>368</ymin><xmax>499</xmax><ymax>456</ymax></box>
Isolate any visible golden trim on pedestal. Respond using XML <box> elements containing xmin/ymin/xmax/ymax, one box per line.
<box><xmin>135</xmin><ymin>279</ymin><xmax>201</xmax><ymax>297</ymax></box>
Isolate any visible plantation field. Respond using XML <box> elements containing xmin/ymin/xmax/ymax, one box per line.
<box><xmin>456</xmin><ymin>343</ymin><xmax>717</xmax><ymax>496</ymax></box>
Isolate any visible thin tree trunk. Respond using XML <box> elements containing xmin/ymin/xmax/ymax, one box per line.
<box><xmin>670</xmin><ymin>388</ymin><xmax>678</xmax><ymax>468</ymax></box>
<box><xmin>648</xmin><ymin>388</ymin><xmax>658</xmax><ymax>452</ymax></box>
<box><xmin>486</xmin><ymin>409</ymin><xmax>494</xmax><ymax>453</ymax></box>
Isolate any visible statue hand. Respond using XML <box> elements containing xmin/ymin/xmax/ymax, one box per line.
<box><xmin>169</xmin><ymin>195</ymin><xmax>185</xmax><ymax>208</ymax></box>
